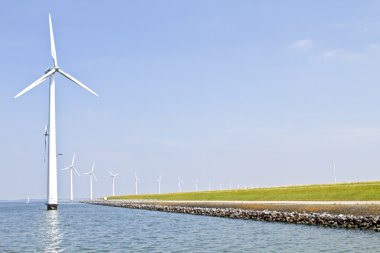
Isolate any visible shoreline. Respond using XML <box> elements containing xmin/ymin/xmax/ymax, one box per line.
<box><xmin>83</xmin><ymin>200</ymin><xmax>380</xmax><ymax>232</ymax></box>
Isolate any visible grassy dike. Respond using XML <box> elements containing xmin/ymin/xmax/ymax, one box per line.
<box><xmin>108</xmin><ymin>181</ymin><xmax>380</xmax><ymax>201</ymax></box>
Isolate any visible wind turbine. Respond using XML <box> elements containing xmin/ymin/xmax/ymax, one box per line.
<box><xmin>157</xmin><ymin>175</ymin><xmax>162</xmax><ymax>194</ymax></box>
<box><xmin>208</xmin><ymin>181</ymin><xmax>211</xmax><ymax>191</ymax></box>
<box><xmin>177</xmin><ymin>176</ymin><xmax>184</xmax><ymax>192</ymax></box>
<box><xmin>194</xmin><ymin>179</ymin><xmax>199</xmax><ymax>192</ymax></box>
<box><xmin>333</xmin><ymin>163</ymin><xmax>337</xmax><ymax>183</ymax></box>
<box><xmin>134</xmin><ymin>173</ymin><xmax>140</xmax><ymax>195</ymax></box>
<box><xmin>84</xmin><ymin>163</ymin><xmax>97</xmax><ymax>200</ymax></box>
<box><xmin>43</xmin><ymin>124</ymin><xmax>48</xmax><ymax>163</ymax></box>
<box><xmin>62</xmin><ymin>153</ymin><xmax>80</xmax><ymax>201</ymax></box>
<box><xmin>108</xmin><ymin>170</ymin><xmax>120</xmax><ymax>197</ymax></box>
<box><xmin>14</xmin><ymin>14</ymin><xmax>99</xmax><ymax>210</ymax></box>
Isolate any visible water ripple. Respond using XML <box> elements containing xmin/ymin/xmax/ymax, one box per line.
<box><xmin>0</xmin><ymin>203</ymin><xmax>379</xmax><ymax>252</ymax></box>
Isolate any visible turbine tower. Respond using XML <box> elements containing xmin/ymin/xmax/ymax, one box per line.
<box><xmin>134</xmin><ymin>173</ymin><xmax>140</xmax><ymax>195</ymax></box>
<box><xmin>14</xmin><ymin>14</ymin><xmax>98</xmax><ymax>210</ymax></box>
<box><xmin>84</xmin><ymin>163</ymin><xmax>98</xmax><ymax>200</ymax></box>
<box><xmin>194</xmin><ymin>179</ymin><xmax>199</xmax><ymax>192</ymax></box>
<box><xmin>157</xmin><ymin>175</ymin><xmax>162</xmax><ymax>194</ymax></box>
<box><xmin>62</xmin><ymin>153</ymin><xmax>80</xmax><ymax>201</ymax></box>
<box><xmin>333</xmin><ymin>163</ymin><xmax>337</xmax><ymax>183</ymax></box>
<box><xmin>177</xmin><ymin>176</ymin><xmax>184</xmax><ymax>192</ymax></box>
<box><xmin>108</xmin><ymin>170</ymin><xmax>120</xmax><ymax>197</ymax></box>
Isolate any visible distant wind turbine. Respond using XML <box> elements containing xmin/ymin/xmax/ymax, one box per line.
<box><xmin>333</xmin><ymin>163</ymin><xmax>337</xmax><ymax>183</ymax></box>
<box><xmin>14</xmin><ymin>14</ymin><xmax>99</xmax><ymax>210</ymax></box>
<box><xmin>208</xmin><ymin>181</ymin><xmax>211</xmax><ymax>191</ymax></box>
<box><xmin>108</xmin><ymin>170</ymin><xmax>120</xmax><ymax>197</ymax></box>
<box><xmin>157</xmin><ymin>175</ymin><xmax>162</xmax><ymax>194</ymax></box>
<box><xmin>62</xmin><ymin>153</ymin><xmax>80</xmax><ymax>201</ymax></box>
<box><xmin>43</xmin><ymin>124</ymin><xmax>48</xmax><ymax>163</ymax></box>
<box><xmin>134</xmin><ymin>173</ymin><xmax>140</xmax><ymax>195</ymax></box>
<box><xmin>177</xmin><ymin>177</ymin><xmax>184</xmax><ymax>192</ymax></box>
<box><xmin>194</xmin><ymin>179</ymin><xmax>199</xmax><ymax>192</ymax></box>
<box><xmin>84</xmin><ymin>163</ymin><xmax>97</xmax><ymax>200</ymax></box>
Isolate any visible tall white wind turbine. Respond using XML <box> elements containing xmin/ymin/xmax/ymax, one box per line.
<box><xmin>14</xmin><ymin>14</ymin><xmax>99</xmax><ymax>210</ymax></box>
<box><xmin>157</xmin><ymin>175</ymin><xmax>162</xmax><ymax>194</ymax></box>
<box><xmin>108</xmin><ymin>170</ymin><xmax>120</xmax><ymax>197</ymax></box>
<box><xmin>62</xmin><ymin>153</ymin><xmax>80</xmax><ymax>201</ymax></box>
<box><xmin>177</xmin><ymin>176</ymin><xmax>184</xmax><ymax>192</ymax></box>
<box><xmin>134</xmin><ymin>173</ymin><xmax>140</xmax><ymax>195</ymax></box>
<box><xmin>84</xmin><ymin>163</ymin><xmax>98</xmax><ymax>200</ymax></box>
<box><xmin>194</xmin><ymin>179</ymin><xmax>199</xmax><ymax>192</ymax></box>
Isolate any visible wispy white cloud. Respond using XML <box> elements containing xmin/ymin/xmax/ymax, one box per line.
<box><xmin>320</xmin><ymin>49</ymin><xmax>362</xmax><ymax>62</ymax></box>
<box><xmin>158</xmin><ymin>139</ymin><xmax>188</xmax><ymax>148</ymax></box>
<box><xmin>367</xmin><ymin>43</ymin><xmax>380</xmax><ymax>53</ymax></box>
<box><xmin>290</xmin><ymin>39</ymin><xmax>315</xmax><ymax>51</ymax></box>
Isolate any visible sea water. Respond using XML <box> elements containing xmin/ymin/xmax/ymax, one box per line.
<box><xmin>0</xmin><ymin>202</ymin><xmax>378</xmax><ymax>252</ymax></box>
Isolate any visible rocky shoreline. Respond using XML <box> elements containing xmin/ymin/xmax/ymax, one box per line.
<box><xmin>83</xmin><ymin>200</ymin><xmax>380</xmax><ymax>232</ymax></box>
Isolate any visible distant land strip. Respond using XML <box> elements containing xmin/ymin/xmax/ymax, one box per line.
<box><xmin>108</xmin><ymin>181</ymin><xmax>380</xmax><ymax>202</ymax></box>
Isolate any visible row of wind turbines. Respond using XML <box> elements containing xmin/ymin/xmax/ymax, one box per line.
<box><xmin>61</xmin><ymin>153</ymin><xmax>120</xmax><ymax>200</ymax></box>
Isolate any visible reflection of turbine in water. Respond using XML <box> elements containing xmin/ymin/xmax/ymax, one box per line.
<box><xmin>42</xmin><ymin>211</ymin><xmax>62</xmax><ymax>252</ymax></box>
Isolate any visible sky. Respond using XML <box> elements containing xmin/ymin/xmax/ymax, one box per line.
<box><xmin>1</xmin><ymin>1</ymin><xmax>380</xmax><ymax>200</ymax></box>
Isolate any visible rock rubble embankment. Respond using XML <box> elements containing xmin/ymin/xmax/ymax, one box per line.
<box><xmin>83</xmin><ymin>200</ymin><xmax>380</xmax><ymax>232</ymax></box>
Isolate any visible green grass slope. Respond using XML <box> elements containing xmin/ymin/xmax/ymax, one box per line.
<box><xmin>108</xmin><ymin>181</ymin><xmax>380</xmax><ymax>201</ymax></box>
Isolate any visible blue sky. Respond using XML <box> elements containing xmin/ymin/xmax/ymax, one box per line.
<box><xmin>1</xmin><ymin>1</ymin><xmax>380</xmax><ymax>200</ymax></box>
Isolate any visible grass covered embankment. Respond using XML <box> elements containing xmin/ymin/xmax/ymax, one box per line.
<box><xmin>109</xmin><ymin>181</ymin><xmax>380</xmax><ymax>201</ymax></box>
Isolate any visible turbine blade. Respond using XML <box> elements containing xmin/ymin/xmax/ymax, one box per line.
<box><xmin>108</xmin><ymin>170</ymin><xmax>113</xmax><ymax>176</ymax></box>
<box><xmin>91</xmin><ymin>162</ymin><xmax>95</xmax><ymax>172</ymax></box>
<box><xmin>44</xmin><ymin>137</ymin><xmax>47</xmax><ymax>163</ymax></box>
<box><xmin>115</xmin><ymin>173</ymin><xmax>119</xmax><ymax>177</ymax></box>
<box><xmin>14</xmin><ymin>69</ymin><xmax>55</xmax><ymax>98</ymax></box>
<box><xmin>49</xmin><ymin>14</ymin><xmax>58</xmax><ymax>67</ymax></box>
<box><xmin>62</xmin><ymin>167</ymin><xmax>70</xmax><ymax>171</ymax></box>
<box><xmin>58</xmin><ymin>69</ymin><xmax>99</xmax><ymax>97</ymax></box>
<box><xmin>74</xmin><ymin>167</ymin><xmax>80</xmax><ymax>176</ymax></box>
<box><xmin>83</xmin><ymin>171</ymin><xmax>92</xmax><ymax>175</ymax></box>
<box><xmin>93</xmin><ymin>174</ymin><xmax>98</xmax><ymax>181</ymax></box>
<box><xmin>71</xmin><ymin>152</ymin><xmax>75</xmax><ymax>166</ymax></box>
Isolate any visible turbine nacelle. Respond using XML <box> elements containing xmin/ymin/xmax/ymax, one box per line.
<box><xmin>44</xmin><ymin>66</ymin><xmax>59</xmax><ymax>74</ymax></box>
<box><xmin>108</xmin><ymin>170</ymin><xmax>120</xmax><ymax>178</ymax></box>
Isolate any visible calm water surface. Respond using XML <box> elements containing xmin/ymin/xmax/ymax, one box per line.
<box><xmin>0</xmin><ymin>202</ymin><xmax>379</xmax><ymax>252</ymax></box>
